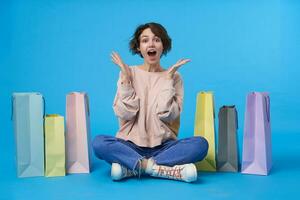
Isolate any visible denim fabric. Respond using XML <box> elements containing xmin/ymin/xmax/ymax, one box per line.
<box><xmin>92</xmin><ymin>135</ymin><xmax>209</xmax><ymax>171</ymax></box>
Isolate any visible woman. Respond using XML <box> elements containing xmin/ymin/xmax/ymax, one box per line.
<box><xmin>93</xmin><ymin>22</ymin><xmax>208</xmax><ymax>183</ymax></box>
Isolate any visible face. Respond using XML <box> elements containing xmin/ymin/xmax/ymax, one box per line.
<box><xmin>137</xmin><ymin>28</ymin><xmax>164</xmax><ymax>65</ymax></box>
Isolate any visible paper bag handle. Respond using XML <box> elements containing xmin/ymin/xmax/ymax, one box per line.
<box><xmin>85</xmin><ymin>94</ymin><xmax>90</xmax><ymax>116</ymax></box>
<box><xmin>235</xmin><ymin>107</ymin><xmax>238</xmax><ymax>129</ymax></box>
<box><xmin>264</xmin><ymin>95</ymin><xmax>270</xmax><ymax>122</ymax></box>
<box><xmin>11</xmin><ymin>96</ymin><xmax>14</xmax><ymax>121</ymax></box>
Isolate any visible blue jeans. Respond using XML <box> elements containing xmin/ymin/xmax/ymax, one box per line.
<box><xmin>92</xmin><ymin>135</ymin><xmax>209</xmax><ymax>171</ymax></box>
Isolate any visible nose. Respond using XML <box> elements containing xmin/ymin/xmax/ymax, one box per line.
<box><xmin>149</xmin><ymin>40</ymin><xmax>155</xmax><ymax>47</ymax></box>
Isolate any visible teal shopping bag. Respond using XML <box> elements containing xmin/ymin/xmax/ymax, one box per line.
<box><xmin>12</xmin><ymin>93</ymin><xmax>45</xmax><ymax>177</ymax></box>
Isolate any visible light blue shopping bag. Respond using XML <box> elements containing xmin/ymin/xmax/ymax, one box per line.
<box><xmin>12</xmin><ymin>93</ymin><xmax>45</xmax><ymax>178</ymax></box>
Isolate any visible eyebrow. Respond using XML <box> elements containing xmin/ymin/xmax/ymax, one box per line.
<box><xmin>140</xmin><ymin>35</ymin><xmax>159</xmax><ymax>39</ymax></box>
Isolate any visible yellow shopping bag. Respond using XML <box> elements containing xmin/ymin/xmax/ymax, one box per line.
<box><xmin>194</xmin><ymin>92</ymin><xmax>217</xmax><ymax>171</ymax></box>
<box><xmin>44</xmin><ymin>114</ymin><xmax>66</xmax><ymax>177</ymax></box>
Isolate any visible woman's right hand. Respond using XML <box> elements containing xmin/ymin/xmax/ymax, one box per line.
<box><xmin>111</xmin><ymin>51</ymin><xmax>131</xmax><ymax>83</ymax></box>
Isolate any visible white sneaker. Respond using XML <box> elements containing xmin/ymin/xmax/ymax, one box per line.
<box><xmin>111</xmin><ymin>163</ymin><xmax>138</xmax><ymax>181</ymax></box>
<box><xmin>145</xmin><ymin>159</ymin><xmax>197</xmax><ymax>183</ymax></box>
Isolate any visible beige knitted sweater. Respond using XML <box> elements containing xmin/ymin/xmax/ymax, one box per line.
<box><xmin>113</xmin><ymin>66</ymin><xmax>183</xmax><ymax>147</ymax></box>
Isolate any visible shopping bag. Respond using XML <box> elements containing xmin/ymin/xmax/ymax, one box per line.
<box><xmin>66</xmin><ymin>92</ymin><xmax>92</xmax><ymax>173</ymax></box>
<box><xmin>194</xmin><ymin>92</ymin><xmax>216</xmax><ymax>171</ymax></box>
<box><xmin>241</xmin><ymin>92</ymin><xmax>272</xmax><ymax>175</ymax></box>
<box><xmin>217</xmin><ymin>105</ymin><xmax>239</xmax><ymax>172</ymax></box>
<box><xmin>12</xmin><ymin>93</ymin><xmax>45</xmax><ymax>177</ymax></box>
<box><xmin>44</xmin><ymin>114</ymin><xmax>66</xmax><ymax>177</ymax></box>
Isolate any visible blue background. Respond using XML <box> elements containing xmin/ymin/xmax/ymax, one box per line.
<box><xmin>1</xmin><ymin>0</ymin><xmax>299</xmax><ymax>199</ymax></box>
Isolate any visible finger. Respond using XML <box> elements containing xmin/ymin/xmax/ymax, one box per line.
<box><xmin>114</xmin><ymin>52</ymin><xmax>121</xmax><ymax>60</ymax></box>
<box><xmin>178</xmin><ymin>59</ymin><xmax>189</xmax><ymax>64</ymax></box>
<box><xmin>111</xmin><ymin>58</ymin><xmax>120</xmax><ymax>66</ymax></box>
<box><xmin>111</xmin><ymin>51</ymin><xmax>117</xmax><ymax>58</ymax></box>
<box><xmin>178</xmin><ymin>58</ymin><xmax>185</xmax><ymax>63</ymax></box>
<box><xmin>111</xmin><ymin>55</ymin><xmax>119</xmax><ymax>64</ymax></box>
<box><xmin>111</xmin><ymin>52</ymin><xmax>121</xmax><ymax>61</ymax></box>
<box><xmin>183</xmin><ymin>59</ymin><xmax>191</xmax><ymax>63</ymax></box>
<box><xmin>111</xmin><ymin>53</ymin><xmax>120</xmax><ymax>63</ymax></box>
<box><xmin>111</xmin><ymin>57</ymin><xmax>123</xmax><ymax>68</ymax></box>
<box><xmin>111</xmin><ymin>51</ymin><xmax>118</xmax><ymax>56</ymax></box>
<box><xmin>111</xmin><ymin>53</ymin><xmax>118</xmax><ymax>61</ymax></box>
<box><xmin>168</xmin><ymin>66</ymin><xmax>176</xmax><ymax>74</ymax></box>
<box><xmin>111</xmin><ymin>54</ymin><xmax>124</xmax><ymax>68</ymax></box>
<box><xmin>173</xmin><ymin>59</ymin><xmax>186</xmax><ymax>68</ymax></box>
<box><xmin>111</xmin><ymin>52</ymin><xmax>127</xmax><ymax>70</ymax></box>
<box><xmin>177</xmin><ymin>59</ymin><xmax>191</xmax><ymax>67</ymax></box>
<box><xmin>115</xmin><ymin>54</ymin><xmax>123</xmax><ymax>65</ymax></box>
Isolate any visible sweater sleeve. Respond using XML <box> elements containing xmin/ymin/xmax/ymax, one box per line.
<box><xmin>156</xmin><ymin>73</ymin><xmax>184</xmax><ymax>122</ymax></box>
<box><xmin>113</xmin><ymin>72</ymin><xmax>140</xmax><ymax>121</ymax></box>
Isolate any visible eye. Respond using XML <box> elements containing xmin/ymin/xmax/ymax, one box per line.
<box><xmin>141</xmin><ymin>39</ymin><xmax>148</xmax><ymax>43</ymax></box>
<box><xmin>155</xmin><ymin>38</ymin><xmax>161</xmax><ymax>42</ymax></box>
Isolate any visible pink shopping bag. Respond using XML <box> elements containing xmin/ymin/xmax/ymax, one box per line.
<box><xmin>66</xmin><ymin>92</ymin><xmax>92</xmax><ymax>173</ymax></box>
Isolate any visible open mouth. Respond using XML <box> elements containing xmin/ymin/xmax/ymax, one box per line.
<box><xmin>147</xmin><ymin>50</ymin><xmax>157</xmax><ymax>57</ymax></box>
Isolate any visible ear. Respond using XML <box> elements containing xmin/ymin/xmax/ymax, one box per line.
<box><xmin>137</xmin><ymin>47</ymin><xmax>140</xmax><ymax>51</ymax></box>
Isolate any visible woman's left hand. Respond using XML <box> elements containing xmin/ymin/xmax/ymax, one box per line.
<box><xmin>166</xmin><ymin>59</ymin><xmax>191</xmax><ymax>79</ymax></box>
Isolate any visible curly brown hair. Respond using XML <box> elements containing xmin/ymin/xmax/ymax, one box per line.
<box><xmin>129</xmin><ymin>22</ymin><xmax>172</xmax><ymax>58</ymax></box>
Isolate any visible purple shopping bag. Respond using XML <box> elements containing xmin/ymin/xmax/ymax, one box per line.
<box><xmin>241</xmin><ymin>92</ymin><xmax>272</xmax><ymax>175</ymax></box>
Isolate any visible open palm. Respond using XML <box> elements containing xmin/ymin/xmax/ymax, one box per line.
<box><xmin>111</xmin><ymin>51</ymin><xmax>131</xmax><ymax>80</ymax></box>
<box><xmin>167</xmin><ymin>59</ymin><xmax>191</xmax><ymax>79</ymax></box>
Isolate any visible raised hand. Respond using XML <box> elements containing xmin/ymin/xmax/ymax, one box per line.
<box><xmin>111</xmin><ymin>51</ymin><xmax>131</xmax><ymax>82</ymax></box>
<box><xmin>167</xmin><ymin>59</ymin><xmax>191</xmax><ymax>79</ymax></box>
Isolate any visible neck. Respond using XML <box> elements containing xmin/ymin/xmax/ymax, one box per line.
<box><xmin>141</xmin><ymin>62</ymin><xmax>163</xmax><ymax>72</ymax></box>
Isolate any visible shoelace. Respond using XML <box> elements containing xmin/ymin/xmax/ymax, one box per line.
<box><xmin>123</xmin><ymin>166</ymin><xmax>139</xmax><ymax>177</ymax></box>
<box><xmin>157</xmin><ymin>166</ymin><xmax>184</xmax><ymax>179</ymax></box>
